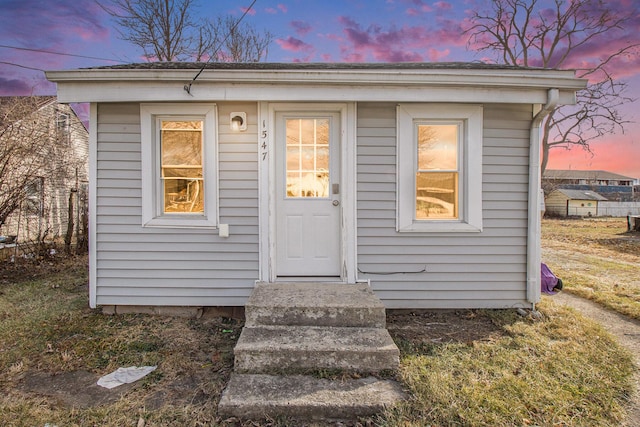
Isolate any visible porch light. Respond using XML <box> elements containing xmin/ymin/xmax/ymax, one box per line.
<box><xmin>230</xmin><ymin>112</ymin><xmax>247</xmax><ymax>131</ymax></box>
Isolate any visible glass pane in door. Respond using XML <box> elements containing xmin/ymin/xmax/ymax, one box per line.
<box><xmin>285</xmin><ymin>118</ymin><xmax>330</xmax><ymax>198</ymax></box>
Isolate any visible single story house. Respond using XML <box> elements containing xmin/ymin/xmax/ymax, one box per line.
<box><xmin>544</xmin><ymin>169</ymin><xmax>635</xmax><ymax>187</ymax></box>
<box><xmin>543</xmin><ymin>169</ymin><xmax>637</xmax><ymax>202</ymax></box>
<box><xmin>545</xmin><ymin>189</ymin><xmax>608</xmax><ymax>217</ymax></box>
<box><xmin>46</xmin><ymin>63</ymin><xmax>585</xmax><ymax>310</ymax></box>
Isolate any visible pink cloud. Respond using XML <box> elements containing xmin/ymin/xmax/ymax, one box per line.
<box><xmin>0</xmin><ymin>67</ymin><xmax>55</xmax><ymax>96</ymax></box>
<box><xmin>464</xmin><ymin>1</ymin><xmax>640</xmax><ymax>81</ymax></box>
<box><xmin>341</xmin><ymin>51</ymin><xmax>366</xmax><ymax>63</ymax></box>
<box><xmin>403</xmin><ymin>0</ymin><xmax>432</xmax><ymax>15</ymax></box>
<box><xmin>265</xmin><ymin>7</ymin><xmax>278</xmax><ymax>14</ymax></box>
<box><xmin>434</xmin><ymin>1</ymin><xmax>452</xmax><ymax>11</ymax></box>
<box><xmin>240</xmin><ymin>6</ymin><xmax>257</xmax><ymax>16</ymax></box>
<box><xmin>276</xmin><ymin>37</ymin><xmax>314</xmax><ymax>53</ymax></box>
<box><xmin>70</xmin><ymin>102</ymin><xmax>90</xmax><ymax>129</ymax></box>
<box><xmin>291</xmin><ymin>21</ymin><xmax>313</xmax><ymax>36</ymax></box>
<box><xmin>0</xmin><ymin>75</ymin><xmax>38</xmax><ymax>95</ymax></box>
<box><xmin>322</xmin><ymin>33</ymin><xmax>344</xmax><ymax>42</ymax></box>
<box><xmin>292</xmin><ymin>55</ymin><xmax>314</xmax><ymax>63</ymax></box>
<box><xmin>0</xmin><ymin>0</ymin><xmax>109</xmax><ymax>48</ymax></box>
<box><xmin>428</xmin><ymin>48</ymin><xmax>451</xmax><ymax>61</ymax></box>
<box><xmin>335</xmin><ymin>15</ymin><xmax>466</xmax><ymax>62</ymax></box>
<box><xmin>337</xmin><ymin>16</ymin><xmax>360</xmax><ymax>28</ymax></box>
<box><xmin>277</xmin><ymin>4</ymin><xmax>288</xmax><ymax>13</ymax></box>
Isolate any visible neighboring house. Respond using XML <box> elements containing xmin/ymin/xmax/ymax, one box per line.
<box><xmin>0</xmin><ymin>96</ymin><xmax>89</xmax><ymax>244</ymax></box>
<box><xmin>46</xmin><ymin>62</ymin><xmax>585</xmax><ymax>310</ymax></box>
<box><xmin>543</xmin><ymin>169</ymin><xmax>637</xmax><ymax>201</ymax></box>
<box><xmin>545</xmin><ymin>189</ymin><xmax>608</xmax><ymax>217</ymax></box>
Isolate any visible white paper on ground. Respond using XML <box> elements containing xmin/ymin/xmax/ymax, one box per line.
<box><xmin>97</xmin><ymin>366</ymin><xmax>157</xmax><ymax>389</ymax></box>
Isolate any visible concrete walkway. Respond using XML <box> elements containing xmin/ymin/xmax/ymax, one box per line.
<box><xmin>551</xmin><ymin>292</ymin><xmax>640</xmax><ymax>426</ymax></box>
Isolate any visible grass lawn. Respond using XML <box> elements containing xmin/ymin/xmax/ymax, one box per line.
<box><xmin>385</xmin><ymin>301</ymin><xmax>634</xmax><ymax>426</ymax></box>
<box><xmin>542</xmin><ymin>218</ymin><xmax>640</xmax><ymax>320</ymax></box>
<box><xmin>1</xmin><ymin>224</ymin><xmax>637</xmax><ymax>426</ymax></box>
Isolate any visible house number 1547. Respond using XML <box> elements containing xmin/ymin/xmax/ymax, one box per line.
<box><xmin>261</xmin><ymin>121</ymin><xmax>268</xmax><ymax>160</ymax></box>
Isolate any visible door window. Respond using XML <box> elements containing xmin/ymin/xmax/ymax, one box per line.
<box><xmin>285</xmin><ymin>118</ymin><xmax>330</xmax><ymax>198</ymax></box>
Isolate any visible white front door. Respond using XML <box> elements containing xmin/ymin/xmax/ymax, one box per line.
<box><xmin>275</xmin><ymin>110</ymin><xmax>342</xmax><ymax>277</ymax></box>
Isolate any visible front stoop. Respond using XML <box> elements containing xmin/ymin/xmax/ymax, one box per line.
<box><xmin>218</xmin><ymin>282</ymin><xmax>406</xmax><ymax>422</ymax></box>
<box><xmin>244</xmin><ymin>282</ymin><xmax>387</xmax><ymax>328</ymax></box>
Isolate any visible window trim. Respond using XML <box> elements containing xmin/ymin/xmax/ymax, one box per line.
<box><xmin>141</xmin><ymin>103</ymin><xmax>218</xmax><ymax>228</ymax></box>
<box><xmin>24</xmin><ymin>177</ymin><xmax>45</xmax><ymax>218</ymax></box>
<box><xmin>397</xmin><ymin>104</ymin><xmax>483</xmax><ymax>233</ymax></box>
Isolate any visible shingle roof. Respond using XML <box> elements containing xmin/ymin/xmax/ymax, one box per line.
<box><xmin>544</xmin><ymin>169</ymin><xmax>635</xmax><ymax>181</ymax></box>
<box><xmin>554</xmin><ymin>189</ymin><xmax>608</xmax><ymax>201</ymax></box>
<box><xmin>85</xmin><ymin>61</ymin><xmax>540</xmax><ymax>71</ymax></box>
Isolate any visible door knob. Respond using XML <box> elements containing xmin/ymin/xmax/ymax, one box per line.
<box><xmin>332</xmin><ymin>200</ymin><xmax>340</xmax><ymax>206</ymax></box>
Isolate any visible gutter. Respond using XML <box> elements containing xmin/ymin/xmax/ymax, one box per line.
<box><xmin>527</xmin><ymin>88</ymin><xmax>559</xmax><ymax>308</ymax></box>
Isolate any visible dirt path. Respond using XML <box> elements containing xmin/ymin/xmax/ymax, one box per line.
<box><xmin>551</xmin><ymin>292</ymin><xmax>640</xmax><ymax>426</ymax></box>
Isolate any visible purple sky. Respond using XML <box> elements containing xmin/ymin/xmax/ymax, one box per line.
<box><xmin>1</xmin><ymin>0</ymin><xmax>639</xmax><ymax>178</ymax></box>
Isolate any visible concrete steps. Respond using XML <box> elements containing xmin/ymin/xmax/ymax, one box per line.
<box><xmin>218</xmin><ymin>374</ymin><xmax>406</xmax><ymax>422</ymax></box>
<box><xmin>245</xmin><ymin>282</ymin><xmax>387</xmax><ymax>328</ymax></box>
<box><xmin>234</xmin><ymin>325</ymin><xmax>399</xmax><ymax>373</ymax></box>
<box><xmin>218</xmin><ymin>282</ymin><xmax>406</xmax><ymax>422</ymax></box>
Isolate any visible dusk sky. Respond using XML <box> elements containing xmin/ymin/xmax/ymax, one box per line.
<box><xmin>1</xmin><ymin>0</ymin><xmax>639</xmax><ymax>179</ymax></box>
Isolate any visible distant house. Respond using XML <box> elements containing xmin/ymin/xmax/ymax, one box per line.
<box><xmin>46</xmin><ymin>62</ymin><xmax>585</xmax><ymax>310</ymax></box>
<box><xmin>0</xmin><ymin>96</ymin><xmax>89</xmax><ymax>244</ymax></box>
<box><xmin>543</xmin><ymin>169</ymin><xmax>637</xmax><ymax>201</ymax></box>
<box><xmin>545</xmin><ymin>189</ymin><xmax>608</xmax><ymax>217</ymax></box>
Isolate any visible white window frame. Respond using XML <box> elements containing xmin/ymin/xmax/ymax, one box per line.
<box><xmin>397</xmin><ymin>104</ymin><xmax>483</xmax><ymax>233</ymax></box>
<box><xmin>141</xmin><ymin>103</ymin><xmax>218</xmax><ymax>228</ymax></box>
<box><xmin>56</xmin><ymin>110</ymin><xmax>70</xmax><ymax>132</ymax></box>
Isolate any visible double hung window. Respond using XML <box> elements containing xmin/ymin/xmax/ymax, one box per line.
<box><xmin>141</xmin><ymin>104</ymin><xmax>217</xmax><ymax>228</ymax></box>
<box><xmin>397</xmin><ymin>104</ymin><xmax>483</xmax><ymax>232</ymax></box>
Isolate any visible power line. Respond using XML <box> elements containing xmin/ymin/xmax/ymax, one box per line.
<box><xmin>0</xmin><ymin>44</ymin><xmax>125</xmax><ymax>63</ymax></box>
<box><xmin>0</xmin><ymin>61</ymin><xmax>45</xmax><ymax>72</ymax></box>
<box><xmin>184</xmin><ymin>0</ymin><xmax>258</xmax><ymax>95</ymax></box>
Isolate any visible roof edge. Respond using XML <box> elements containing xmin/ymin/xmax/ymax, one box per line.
<box><xmin>46</xmin><ymin>64</ymin><xmax>586</xmax><ymax>90</ymax></box>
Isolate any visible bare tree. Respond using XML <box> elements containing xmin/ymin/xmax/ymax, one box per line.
<box><xmin>1</xmin><ymin>97</ymin><xmax>53</xmax><ymax>228</ymax></box>
<box><xmin>466</xmin><ymin>0</ymin><xmax>639</xmax><ymax>173</ymax></box>
<box><xmin>205</xmin><ymin>16</ymin><xmax>273</xmax><ymax>62</ymax></box>
<box><xmin>99</xmin><ymin>0</ymin><xmax>197</xmax><ymax>61</ymax></box>
<box><xmin>99</xmin><ymin>0</ymin><xmax>273</xmax><ymax>62</ymax></box>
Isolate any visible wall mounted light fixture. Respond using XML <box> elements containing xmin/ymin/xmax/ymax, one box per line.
<box><xmin>230</xmin><ymin>112</ymin><xmax>247</xmax><ymax>132</ymax></box>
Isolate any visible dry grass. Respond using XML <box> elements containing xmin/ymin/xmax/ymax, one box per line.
<box><xmin>542</xmin><ymin>218</ymin><xmax>640</xmax><ymax>320</ymax></box>
<box><xmin>383</xmin><ymin>300</ymin><xmax>635</xmax><ymax>426</ymax></box>
<box><xmin>1</xmin><ymin>241</ymin><xmax>637</xmax><ymax>426</ymax></box>
<box><xmin>0</xmin><ymin>256</ymin><xmax>240</xmax><ymax>426</ymax></box>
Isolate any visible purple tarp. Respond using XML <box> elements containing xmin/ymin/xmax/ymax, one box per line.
<box><xmin>541</xmin><ymin>263</ymin><xmax>562</xmax><ymax>295</ymax></box>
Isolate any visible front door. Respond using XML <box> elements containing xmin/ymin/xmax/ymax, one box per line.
<box><xmin>275</xmin><ymin>110</ymin><xmax>342</xmax><ymax>277</ymax></box>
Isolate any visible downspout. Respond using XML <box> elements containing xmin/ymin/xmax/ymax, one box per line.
<box><xmin>527</xmin><ymin>88</ymin><xmax>559</xmax><ymax>308</ymax></box>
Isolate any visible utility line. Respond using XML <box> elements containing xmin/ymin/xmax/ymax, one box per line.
<box><xmin>0</xmin><ymin>61</ymin><xmax>45</xmax><ymax>72</ymax></box>
<box><xmin>184</xmin><ymin>0</ymin><xmax>258</xmax><ymax>95</ymax></box>
<box><xmin>0</xmin><ymin>44</ymin><xmax>125</xmax><ymax>63</ymax></box>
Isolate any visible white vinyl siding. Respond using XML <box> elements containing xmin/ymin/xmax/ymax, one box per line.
<box><xmin>357</xmin><ymin>103</ymin><xmax>531</xmax><ymax>309</ymax></box>
<box><xmin>94</xmin><ymin>101</ymin><xmax>532</xmax><ymax>308</ymax></box>
<box><xmin>95</xmin><ymin>103</ymin><xmax>258</xmax><ymax>306</ymax></box>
